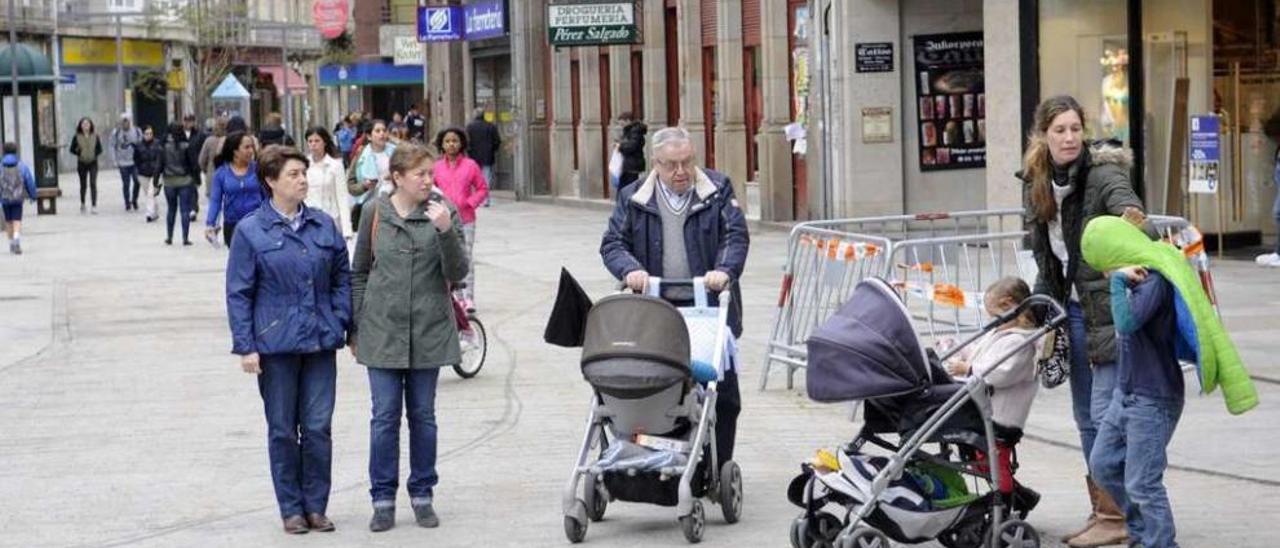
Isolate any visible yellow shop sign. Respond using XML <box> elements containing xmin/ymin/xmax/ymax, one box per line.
<box><xmin>62</xmin><ymin>37</ymin><xmax>165</xmax><ymax>67</ymax></box>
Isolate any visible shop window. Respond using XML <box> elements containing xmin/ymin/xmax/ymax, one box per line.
<box><xmin>1038</xmin><ymin>0</ymin><xmax>1131</xmax><ymax>143</ymax></box>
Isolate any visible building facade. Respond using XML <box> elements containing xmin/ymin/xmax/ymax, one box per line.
<box><xmin>422</xmin><ymin>0</ymin><xmax>807</xmax><ymax>220</ymax></box>
<box><xmin>812</xmin><ymin>0</ymin><xmax>1279</xmax><ymax>246</ymax></box>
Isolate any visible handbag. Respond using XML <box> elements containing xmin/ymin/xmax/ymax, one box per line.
<box><xmin>1036</xmin><ymin>325</ymin><xmax>1071</xmax><ymax>389</ymax></box>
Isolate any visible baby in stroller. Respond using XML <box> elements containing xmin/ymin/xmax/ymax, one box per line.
<box><xmin>788</xmin><ymin>277</ymin><xmax>1063</xmax><ymax>548</ymax></box>
<box><xmin>943</xmin><ymin>277</ymin><xmax>1042</xmax><ymax>503</ymax></box>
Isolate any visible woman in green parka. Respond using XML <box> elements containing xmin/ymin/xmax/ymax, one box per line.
<box><xmin>350</xmin><ymin>143</ymin><xmax>468</xmax><ymax>533</ymax></box>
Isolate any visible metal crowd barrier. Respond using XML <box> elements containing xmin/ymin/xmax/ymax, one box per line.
<box><xmin>760</xmin><ymin>210</ymin><xmax>1217</xmax><ymax>391</ymax></box>
<box><xmin>759</xmin><ymin>209</ymin><xmax>1024</xmax><ymax>390</ymax></box>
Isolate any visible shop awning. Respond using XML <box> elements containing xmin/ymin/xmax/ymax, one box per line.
<box><xmin>0</xmin><ymin>43</ymin><xmax>71</xmax><ymax>84</ymax></box>
<box><xmin>319</xmin><ymin>63</ymin><xmax>424</xmax><ymax>87</ymax></box>
<box><xmin>211</xmin><ymin>74</ymin><xmax>251</xmax><ymax>99</ymax></box>
<box><xmin>260</xmin><ymin>65</ymin><xmax>308</xmax><ymax>96</ymax></box>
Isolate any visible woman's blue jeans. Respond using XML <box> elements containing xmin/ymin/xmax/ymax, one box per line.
<box><xmin>367</xmin><ymin>367</ymin><xmax>441</xmax><ymax>507</ymax></box>
<box><xmin>1067</xmin><ymin>301</ymin><xmax>1118</xmax><ymax>465</ymax></box>
<box><xmin>257</xmin><ymin>351</ymin><xmax>337</xmax><ymax>518</ymax></box>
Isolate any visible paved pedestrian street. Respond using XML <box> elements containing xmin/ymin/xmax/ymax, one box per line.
<box><xmin>2</xmin><ymin>173</ymin><xmax>1278</xmax><ymax>547</ymax></box>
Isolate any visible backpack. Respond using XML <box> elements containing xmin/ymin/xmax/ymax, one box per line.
<box><xmin>0</xmin><ymin>165</ymin><xmax>26</xmax><ymax>202</ymax></box>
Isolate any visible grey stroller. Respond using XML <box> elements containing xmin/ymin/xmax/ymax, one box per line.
<box><xmin>788</xmin><ymin>278</ymin><xmax>1064</xmax><ymax>548</ymax></box>
<box><xmin>562</xmin><ymin>278</ymin><xmax>743</xmax><ymax>544</ymax></box>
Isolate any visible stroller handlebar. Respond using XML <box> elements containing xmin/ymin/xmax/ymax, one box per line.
<box><xmin>615</xmin><ymin>276</ymin><xmax>734</xmax><ymax>300</ymax></box>
<box><xmin>985</xmin><ymin>294</ymin><xmax>1068</xmax><ymax>331</ymax></box>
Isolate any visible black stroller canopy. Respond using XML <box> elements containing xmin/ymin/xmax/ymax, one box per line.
<box><xmin>581</xmin><ymin>294</ymin><xmax>691</xmax><ymax>399</ymax></box>
<box><xmin>807</xmin><ymin>278</ymin><xmax>933</xmax><ymax>403</ymax></box>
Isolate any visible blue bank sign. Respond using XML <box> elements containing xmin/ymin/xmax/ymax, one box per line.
<box><xmin>465</xmin><ymin>0</ymin><xmax>507</xmax><ymax>41</ymax></box>
<box><xmin>418</xmin><ymin>6</ymin><xmax>464</xmax><ymax>42</ymax></box>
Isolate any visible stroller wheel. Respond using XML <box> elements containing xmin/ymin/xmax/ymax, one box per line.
<box><xmin>796</xmin><ymin>512</ymin><xmax>842</xmax><ymax>548</ymax></box>
<box><xmin>563</xmin><ymin>500</ymin><xmax>589</xmax><ymax>543</ymax></box>
<box><xmin>790</xmin><ymin>516</ymin><xmax>805</xmax><ymax>548</ymax></box>
<box><xmin>583</xmin><ymin>471</ymin><xmax>608</xmax><ymax>522</ymax></box>
<box><xmin>679</xmin><ymin>499</ymin><xmax>705</xmax><ymax>543</ymax></box>
<box><xmin>718</xmin><ymin>460</ymin><xmax>743</xmax><ymax>524</ymax></box>
<box><xmin>995</xmin><ymin>519</ymin><xmax>1040</xmax><ymax>548</ymax></box>
<box><xmin>842</xmin><ymin>527</ymin><xmax>891</xmax><ymax>548</ymax></box>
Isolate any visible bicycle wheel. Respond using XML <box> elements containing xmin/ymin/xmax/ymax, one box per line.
<box><xmin>454</xmin><ymin>316</ymin><xmax>487</xmax><ymax>378</ymax></box>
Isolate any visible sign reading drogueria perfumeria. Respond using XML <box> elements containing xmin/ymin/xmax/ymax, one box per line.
<box><xmin>548</xmin><ymin>1</ymin><xmax>640</xmax><ymax>46</ymax></box>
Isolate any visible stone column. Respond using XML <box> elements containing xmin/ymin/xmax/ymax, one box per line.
<box><xmin>641</xmin><ymin>0</ymin><xmax>669</xmax><ymax>147</ymax></box>
<box><xmin>984</xmin><ymin>0</ymin><xmax>1021</xmax><ymax>214</ymax></box>
<box><xmin>757</xmin><ymin>0</ymin><xmax>794</xmax><ymax>221</ymax></box>
<box><xmin>428</xmin><ymin>41</ymin><xmax>467</xmax><ymax>139</ymax></box>
<box><xmin>608</xmin><ymin>44</ymin><xmax>633</xmax><ymax>167</ymax></box>
<box><xmin>512</xmin><ymin>0</ymin><xmax>551</xmax><ymax>198</ymax></box>
<box><xmin>823</xmin><ymin>0</ymin><xmax>903</xmax><ymax>218</ymax></box>
<box><xmin>577</xmin><ymin>48</ymin><xmax>606</xmax><ymax>199</ymax></box>
<box><xmin>550</xmin><ymin>47</ymin><xmax>577</xmax><ymax>197</ymax></box>
<box><xmin>715</xmin><ymin>0</ymin><xmax>748</xmax><ymax>204</ymax></box>
<box><xmin>677</xmin><ymin>0</ymin><xmax>705</xmax><ymax>159</ymax></box>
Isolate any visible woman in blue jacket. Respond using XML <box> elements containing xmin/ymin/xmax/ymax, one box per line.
<box><xmin>225</xmin><ymin>145</ymin><xmax>352</xmax><ymax>535</ymax></box>
<box><xmin>206</xmin><ymin>132</ymin><xmax>262</xmax><ymax>247</ymax></box>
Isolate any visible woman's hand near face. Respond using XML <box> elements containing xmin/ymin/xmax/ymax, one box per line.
<box><xmin>426</xmin><ymin>201</ymin><xmax>451</xmax><ymax>232</ymax></box>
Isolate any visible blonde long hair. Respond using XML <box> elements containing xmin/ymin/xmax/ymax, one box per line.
<box><xmin>1024</xmin><ymin>95</ymin><xmax>1087</xmax><ymax>223</ymax></box>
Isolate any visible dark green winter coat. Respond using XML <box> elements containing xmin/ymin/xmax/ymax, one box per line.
<box><xmin>1022</xmin><ymin>141</ymin><xmax>1150</xmax><ymax>366</ymax></box>
<box><xmin>351</xmin><ymin>192</ymin><xmax>469</xmax><ymax>369</ymax></box>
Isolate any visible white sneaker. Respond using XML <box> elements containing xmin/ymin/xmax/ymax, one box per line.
<box><xmin>1260</xmin><ymin>254</ymin><xmax>1280</xmax><ymax>268</ymax></box>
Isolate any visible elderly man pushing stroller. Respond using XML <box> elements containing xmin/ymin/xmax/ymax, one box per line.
<box><xmin>600</xmin><ymin>125</ymin><xmax>750</xmax><ymax>472</ymax></box>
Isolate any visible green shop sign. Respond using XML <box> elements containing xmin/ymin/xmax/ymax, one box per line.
<box><xmin>547</xmin><ymin>1</ymin><xmax>640</xmax><ymax>46</ymax></box>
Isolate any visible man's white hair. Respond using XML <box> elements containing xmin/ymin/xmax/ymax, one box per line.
<box><xmin>651</xmin><ymin>126</ymin><xmax>692</xmax><ymax>156</ymax></box>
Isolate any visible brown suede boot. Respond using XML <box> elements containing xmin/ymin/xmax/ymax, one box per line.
<box><xmin>1060</xmin><ymin>476</ymin><xmax>1100</xmax><ymax>542</ymax></box>
<box><xmin>1067</xmin><ymin>480</ymin><xmax>1129</xmax><ymax>547</ymax></box>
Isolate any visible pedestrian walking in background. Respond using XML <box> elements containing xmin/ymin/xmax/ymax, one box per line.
<box><xmin>182</xmin><ymin>114</ymin><xmax>207</xmax><ymax>221</ymax></box>
<box><xmin>389</xmin><ymin>112</ymin><xmax>405</xmax><ymax>134</ymax></box>
<box><xmin>1</xmin><ymin>142</ymin><xmax>38</xmax><ymax>255</ymax></box>
<box><xmin>406</xmin><ymin>104</ymin><xmax>427</xmax><ymax>143</ymax></box>
<box><xmin>464</xmin><ymin>108</ymin><xmax>500</xmax><ymax>207</ymax></box>
<box><xmin>616</xmin><ymin>112</ymin><xmax>648</xmax><ymax>189</ymax></box>
<box><xmin>432</xmin><ymin>127</ymin><xmax>488</xmax><ymax>310</ymax></box>
<box><xmin>206</xmin><ymin>132</ymin><xmax>262</xmax><ymax>248</ymax></box>
<box><xmin>303</xmin><ymin>127</ymin><xmax>350</xmax><ymax>240</ymax></box>
<box><xmin>225</xmin><ymin>145</ymin><xmax>351</xmax><ymax>536</ymax></box>
<box><xmin>198</xmin><ymin>116</ymin><xmax>229</xmax><ymax>205</ymax></box>
<box><xmin>347</xmin><ymin>119</ymin><xmax>396</xmax><ymax>233</ymax></box>
<box><xmin>161</xmin><ymin>122</ymin><xmax>197</xmax><ymax>246</ymax></box>
<box><xmin>390</xmin><ymin>125</ymin><xmax>410</xmax><ymax>146</ymax></box>
<box><xmin>1020</xmin><ymin>95</ymin><xmax>1151</xmax><ymax>548</ymax></box>
<box><xmin>1256</xmin><ymin>145</ymin><xmax>1280</xmax><ymax>267</ymax></box>
<box><xmin>133</xmin><ymin>126</ymin><xmax>164</xmax><ymax>223</ymax></box>
<box><xmin>351</xmin><ymin>143</ymin><xmax>468</xmax><ymax>533</ymax></box>
<box><xmin>599</xmin><ymin>126</ymin><xmax>749</xmax><ymax>473</ymax></box>
<box><xmin>70</xmin><ymin>116</ymin><xmax>102</xmax><ymax>214</ymax></box>
<box><xmin>259</xmin><ymin>112</ymin><xmax>295</xmax><ymax>148</ymax></box>
<box><xmin>109</xmin><ymin>113</ymin><xmax>143</xmax><ymax>212</ymax></box>
<box><xmin>335</xmin><ymin>115</ymin><xmax>357</xmax><ymax>167</ymax></box>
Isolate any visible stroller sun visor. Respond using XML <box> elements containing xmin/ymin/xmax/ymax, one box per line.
<box><xmin>581</xmin><ymin>294</ymin><xmax>692</xmax><ymax>399</ymax></box>
<box><xmin>806</xmin><ymin>278</ymin><xmax>933</xmax><ymax>403</ymax></box>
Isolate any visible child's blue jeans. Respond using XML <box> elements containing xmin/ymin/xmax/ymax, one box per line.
<box><xmin>1090</xmin><ymin>392</ymin><xmax>1184</xmax><ymax>548</ymax></box>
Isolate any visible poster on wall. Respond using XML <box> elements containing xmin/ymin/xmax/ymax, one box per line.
<box><xmin>912</xmin><ymin>32</ymin><xmax>985</xmax><ymax>172</ymax></box>
<box><xmin>1099</xmin><ymin>44</ymin><xmax>1130</xmax><ymax>143</ymax></box>
<box><xmin>1188</xmin><ymin>115</ymin><xmax>1220</xmax><ymax>194</ymax></box>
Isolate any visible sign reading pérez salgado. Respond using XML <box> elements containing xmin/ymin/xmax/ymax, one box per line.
<box><xmin>548</xmin><ymin>1</ymin><xmax>640</xmax><ymax>46</ymax></box>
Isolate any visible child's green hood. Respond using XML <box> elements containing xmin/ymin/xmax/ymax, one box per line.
<box><xmin>1081</xmin><ymin>216</ymin><xmax>1258</xmax><ymax>415</ymax></box>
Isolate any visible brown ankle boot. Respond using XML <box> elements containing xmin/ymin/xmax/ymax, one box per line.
<box><xmin>1061</xmin><ymin>476</ymin><xmax>1100</xmax><ymax>542</ymax></box>
<box><xmin>1067</xmin><ymin>481</ymin><xmax>1129</xmax><ymax>547</ymax></box>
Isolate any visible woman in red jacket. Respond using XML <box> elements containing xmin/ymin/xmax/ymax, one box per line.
<box><xmin>431</xmin><ymin>127</ymin><xmax>488</xmax><ymax>310</ymax></box>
